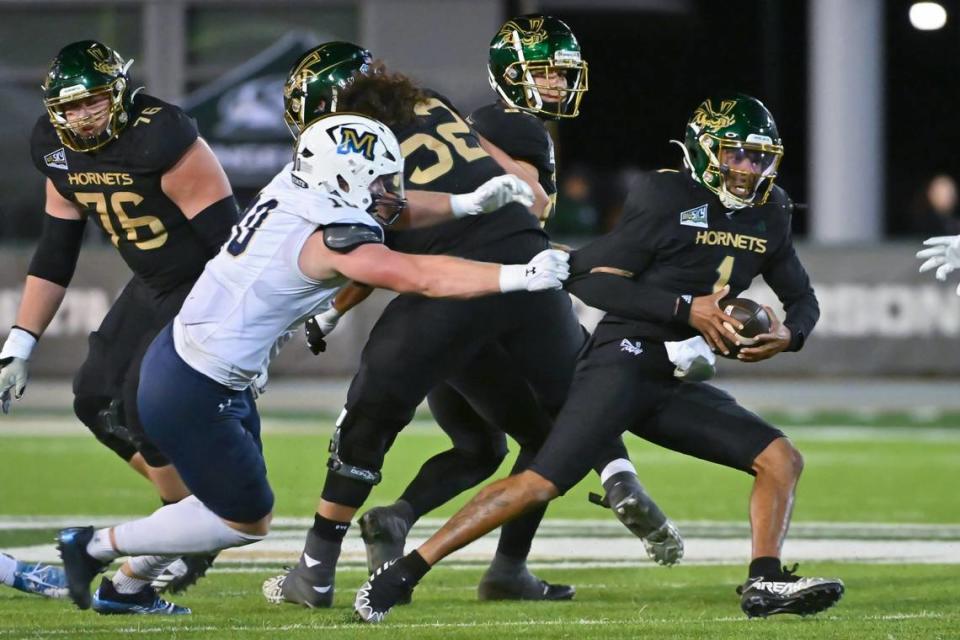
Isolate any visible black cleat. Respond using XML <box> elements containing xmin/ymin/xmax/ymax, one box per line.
<box><xmin>589</xmin><ymin>471</ymin><xmax>684</xmax><ymax>566</ymax></box>
<box><xmin>477</xmin><ymin>553</ymin><xmax>575</xmax><ymax>602</ymax></box>
<box><xmin>56</xmin><ymin>526</ymin><xmax>108</xmax><ymax>610</ymax></box>
<box><xmin>354</xmin><ymin>560</ymin><xmax>418</xmax><ymax>624</ymax></box>
<box><xmin>358</xmin><ymin>506</ymin><xmax>411</xmax><ymax>575</ymax></box>
<box><xmin>151</xmin><ymin>554</ymin><xmax>217</xmax><ymax>594</ymax></box>
<box><xmin>737</xmin><ymin>564</ymin><xmax>844</xmax><ymax>618</ymax></box>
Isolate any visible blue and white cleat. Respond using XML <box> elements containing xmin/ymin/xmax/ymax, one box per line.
<box><xmin>3</xmin><ymin>553</ymin><xmax>68</xmax><ymax>598</ymax></box>
<box><xmin>56</xmin><ymin>526</ymin><xmax>108</xmax><ymax>610</ymax></box>
<box><xmin>92</xmin><ymin>578</ymin><xmax>191</xmax><ymax>615</ymax></box>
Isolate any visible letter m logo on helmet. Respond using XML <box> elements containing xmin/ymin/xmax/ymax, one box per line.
<box><xmin>335</xmin><ymin>127</ymin><xmax>378</xmax><ymax>160</ymax></box>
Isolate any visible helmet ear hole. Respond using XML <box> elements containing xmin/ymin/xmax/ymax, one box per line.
<box><xmin>337</xmin><ymin>175</ymin><xmax>350</xmax><ymax>192</ymax></box>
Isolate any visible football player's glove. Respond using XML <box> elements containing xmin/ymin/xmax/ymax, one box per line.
<box><xmin>678</xmin><ymin>94</ymin><xmax>783</xmax><ymax>210</ymax></box>
<box><xmin>450</xmin><ymin>175</ymin><xmax>534</xmax><ymax>217</ymax></box>
<box><xmin>305</xmin><ymin>307</ymin><xmax>342</xmax><ymax>355</ymax></box>
<box><xmin>499</xmin><ymin>249</ymin><xmax>570</xmax><ymax>292</ymax></box>
<box><xmin>0</xmin><ymin>327</ymin><xmax>37</xmax><ymax>415</ymax></box>
<box><xmin>917</xmin><ymin>235</ymin><xmax>960</xmax><ymax>295</ymax></box>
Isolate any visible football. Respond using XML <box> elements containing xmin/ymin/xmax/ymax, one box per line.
<box><xmin>719</xmin><ymin>297</ymin><xmax>772</xmax><ymax>358</ymax></box>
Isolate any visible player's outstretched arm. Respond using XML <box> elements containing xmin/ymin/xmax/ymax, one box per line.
<box><xmin>399</xmin><ymin>175</ymin><xmax>534</xmax><ymax>229</ymax></box>
<box><xmin>300</xmin><ymin>235</ymin><xmax>568</xmax><ymax>299</ymax></box>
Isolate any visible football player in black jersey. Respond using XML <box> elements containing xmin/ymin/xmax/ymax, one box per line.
<box><xmin>357</xmin><ymin>15</ymin><xmax>681</xmax><ymax>591</ymax></box>
<box><xmin>263</xmin><ymin>45</ymin><xmax>641</xmax><ymax>608</ymax></box>
<box><xmin>0</xmin><ymin>41</ymin><xmax>239</xmax><ymax>612</ymax></box>
<box><xmin>353</xmin><ymin>95</ymin><xmax>845</xmax><ymax>623</ymax></box>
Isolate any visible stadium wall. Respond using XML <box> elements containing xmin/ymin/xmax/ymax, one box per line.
<box><xmin>1</xmin><ymin>243</ymin><xmax>958</xmax><ymax>377</ymax></box>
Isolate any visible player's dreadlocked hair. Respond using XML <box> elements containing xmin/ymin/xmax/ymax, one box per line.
<box><xmin>337</xmin><ymin>63</ymin><xmax>429</xmax><ymax>131</ymax></box>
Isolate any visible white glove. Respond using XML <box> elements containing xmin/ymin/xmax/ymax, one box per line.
<box><xmin>664</xmin><ymin>336</ymin><xmax>716</xmax><ymax>381</ymax></box>
<box><xmin>449</xmin><ymin>175</ymin><xmax>535</xmax><ymax>218</ymax></box>
<box><xmin>917</xmin><ymin>235</ymin><xmax>960</xmax><ymax>295</ymax></box>
<box><xmin>499</xmin><ymin>249</ymin><xmax>570</xmax><ymax>292</ymax></box>
<box><xmin>0</xmin><ymin>327</ymin><xmax>37</xmax><ymax>415</ymax></box>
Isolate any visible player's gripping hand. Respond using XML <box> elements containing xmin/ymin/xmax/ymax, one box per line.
<box><xmin>450</xmin><ymin>175</ymin><xmax>535</xmax><ymax>218</ymax></box>
<box><xmin>917</xmin><ymin>235</ymin><xmax>960</xmax><ymax>295</ymax></box>
<box><xmin>687</xmin><ymin>286</ymin><xmax>743</xmax><ymax>356</ymax></box>
<box><xmin>737</xmin><ymin>305</ymin><xmax>791</xmax><ymax>362</ymax></box>
<box><xmin>305</xmin><ymin>307</ymin><xmax>342</xmax><ymax>355</ymax></box>
<box><xmin>499</xmin><ymin>249</ymin><xmax>570</xmax><ymax>292</ymax></box>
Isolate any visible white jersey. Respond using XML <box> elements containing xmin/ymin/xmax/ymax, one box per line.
<box><xmin>173</xmin><ymin>163</ymin><xmax>382</xmax><ymax>389</ymax></box>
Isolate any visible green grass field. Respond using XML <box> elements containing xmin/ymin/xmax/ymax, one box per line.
<box><xmin>1</xmin><ymin>415</ymin><xmax>958</xmax><ymax>639</ymax></box>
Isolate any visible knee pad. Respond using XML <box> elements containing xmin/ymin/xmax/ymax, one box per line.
<box><xmin>322</xmin><ymin>407</ymin><xmax>404</xmax><ymax>507</ymax></box>
<box><xmin>74</xmin><ymin>394</ymin><xmax>138</xmax><ymax>462</ymax></box>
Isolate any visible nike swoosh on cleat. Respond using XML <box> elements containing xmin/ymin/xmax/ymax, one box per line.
<box><xmin>303</xmin><ymin>553</ymin><xmax>322</xmax><ymax>568</ymax></box>
<box><xmin>312</xmin><ymin>585</ymin><xmax>332</xmax><ymax>593</ymax></box>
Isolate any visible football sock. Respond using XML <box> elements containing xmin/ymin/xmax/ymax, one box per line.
<box><xmin>396</xmin><ymin>550</ymin><xmax>430</xmax><ymax>584</ymax></box>
<box><xmin>86</xmin><ymin>529</ymin><xmax>119</xmax><ymax>563</ymax></box>
<box><xmin>399</xmin><ymin>450</ymin><xmax>501</xmax><ymax>520</ymax></box>
<box><xmin>312</xmin><ymin>513</ymin><xmax>350</xmax><ymax>542</ymax></box>
<box><xmin>101</xmin><ymin>496</ymin><xmax>263</xmax><ymax>558</ymax></box>
<box><xmin>749</xmin><ymin>556</ymin><xmax>782</xmax><ymax>579</ymax></box>
<box><xmin>600</xmin><ymin>458</ymin><xmax>637</xmax><ymax>485</ymax></box>
<box><xmin>0</xmin><ymin>553</ymin><xmax>17</xmax><ymax>586</ymax></box>
<box><xmin>495</xmin><ymin>503</ymin><xmax>547</xmax><ymax>559</ymax></box>
<box><xmin>113</xmin><ymin>556</ymin><xmax>178</xmax><ymax>594</ymax></box>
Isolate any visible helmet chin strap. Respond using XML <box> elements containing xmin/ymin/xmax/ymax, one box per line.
<box><xmin>670</xmin><ymin>139</ymin><xmax>698</xmax><ymax>183</ymax></box>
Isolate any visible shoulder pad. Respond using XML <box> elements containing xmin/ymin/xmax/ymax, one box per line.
<box><xmin>127</xmin><ymin>94</ymin><xmax>199</xmax><ymax>172</ymax></box>
<box><xmin>322</xmin><ymin>223</ymin><xmax>384</xmax><ymax>253</ymax></box>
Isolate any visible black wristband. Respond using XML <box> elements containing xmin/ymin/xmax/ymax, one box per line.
<box><xmin>673</xmin><ymin>295</ymin><xmax>692</xmax><ymax>324</ymax></box>
<box><xmin>27</xmin><ymin>214</ymin><xmax>86</xmax><ymax>287</ymax></box>
<box><xmin>188</xmin><ymin>196</ymin><xmax>239</xmax><ymax>255</ymax></box>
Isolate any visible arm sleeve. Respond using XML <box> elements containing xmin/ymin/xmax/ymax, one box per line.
<box><xmin>564</xmin><ymin>177</ymin><xmax>686</xmax><ymax>323</ymax></box>
<box><xmin>188</xmin><ymin>196</ymin><xmax>240</xmax><ymax>255</ymax></box>
<box><xmin>761</xmin><ymin>231</ymin><xmax>819</xmax><ymax>351</ymax></box>
<box><xmin>27</xmin><ymin>214</ymin><xmax>87</xmax><ymax>287</ymax></box>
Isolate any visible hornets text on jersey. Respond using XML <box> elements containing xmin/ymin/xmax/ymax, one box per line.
<box><xmin>566</xmin><ymin>170</ymin><xmax>819</xmax><ymax>349</ymax></box>
<box><xmin>30</xmin><ymin>93</ymin><xmax>209</xmax><ymax>292</ymax></box>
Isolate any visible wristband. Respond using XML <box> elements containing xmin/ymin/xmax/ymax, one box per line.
<box><xmin>0</xmin><ymin>326</ymin><xmax>38</xmax><ymax>361</ymax></box>
<box><xmin>674</xmin><ymin>295</ymin><xmax>692</xmax><ymax>324</ymax></box>
<box><xmin>498</xmin><ymin>265</ymin><xmax>526</xmax><ymax>292</ymax></box>
<box><xmin>449</xmin><ymin>193</ymin><xmax>476</xmax><ymax>218</ymax></box>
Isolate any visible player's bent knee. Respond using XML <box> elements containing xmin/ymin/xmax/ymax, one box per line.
<box><xmin>225</xmin><ymin>512</ymin><xmax>272</xmax><ymax>538</ymax></box>
<box><xmin>753</xmin><ymin>437</ymin><xmax>804</xmax><ymax>481</ymax></box>
<box><xmin>73</xmin><ymin>394</ymin><xmax>139</xmax><ymax>462</ymax></box>
<box><xmin>518</xmin><ymin>470</ymin><xmax>559</xmax><ymax>503</ymax></box>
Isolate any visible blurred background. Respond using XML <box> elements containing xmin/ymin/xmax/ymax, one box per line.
<box><xmin>2</xmin><ymin>0</ymin><xmax>960</xmax><ymax>384</ymax></box>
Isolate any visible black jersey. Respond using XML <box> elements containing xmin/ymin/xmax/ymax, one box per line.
<box><xmin>468</xmin><ymin>102</ymin><xmax>556</xmax><ymax>218</ymax></box>
<box><xmin>566</xmin><ymin>170</ymin><xmax>819</xmax><ymax>348</ymax></box>
<box><xmin>31</xmin><ymin>93</ymin><xmax>211</xmax><ymax>293</ymax></box>
<box><xmin>384</xmin><ymin>91</ymin><xmax>544</xmax><ymax>259</ymax></box>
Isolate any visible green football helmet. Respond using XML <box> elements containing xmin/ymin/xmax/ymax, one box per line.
<box><xmin>680</xmin><ymin>94</ymin><xmax>784</xmax><ymax>209</ymax></box>
<box><xmin>43</xmin><ymin>40</ymin><xmax>133</xmax><ymax>152</ymax></box>
<box><xmin>488</xmin><ymin>15</ymin><xmax>588</xmax><ymax>119</ymax></box>
<box><xmin>283</xmin><ymin>41</ymin><xmax>373</xmax><ymax>138</ymax></box>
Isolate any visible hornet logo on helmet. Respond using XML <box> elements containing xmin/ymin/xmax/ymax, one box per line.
<box><xmin>690</xmin><ymin>99</ymin><xmax>737</xmax><ymax>133</ymax></box>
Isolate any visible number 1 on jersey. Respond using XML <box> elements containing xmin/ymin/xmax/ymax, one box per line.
<box><xmin>713</xmin><ymin>255</ymin><xmax>735</xmax><ymax>293</ymax></box>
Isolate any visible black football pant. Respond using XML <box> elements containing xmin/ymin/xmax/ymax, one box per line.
<box><xmin>73</xmin><ymin>276</ymin><xmax>193</xmax><ymax>467</ymax></box>
<box><xmin>530</xmin><ymin>334</ymin><xmax>786</xmax><ymax>494</ymax></box>
<box><xmin>321</xmin><ymin>282</ymin><xmax>586</xmax><ymax>509</ymax></box>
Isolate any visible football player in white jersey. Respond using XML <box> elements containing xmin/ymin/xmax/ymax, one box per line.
<box><xmin>51</xmin><ymin>112</ymin><xmax>570</xmax><ymax>613</ymax></box>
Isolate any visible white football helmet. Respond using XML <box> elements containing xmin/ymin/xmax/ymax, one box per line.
<box><xmin>291</xmin><ymin>112</ymin><xmax>406</xmax><ymax>224</ymax></box>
